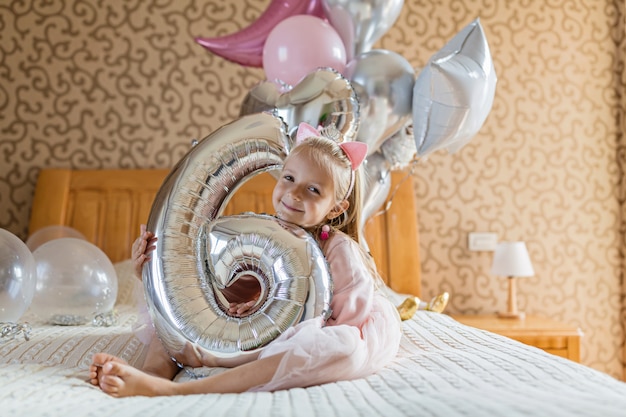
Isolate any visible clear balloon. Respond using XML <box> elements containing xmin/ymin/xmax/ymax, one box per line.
<box><xmin>0</xmin><ymin>229</ymin><xmax>36</xmax><ymax>322</ymax></box>
<box><xmin>240</xmin><ymin>68</ymin><xmax>360</xmax><ymax>145</ymax></box>
<box><xmin>26</xmin><ymin>225</ymin><xmax>86</xmax><ymax>252</ymax></box>
<box><xmin>263</xmin><ymin>15</ymin><xmax>347</xmax><ymax>89</ymax></box>
<box><xmin>412</xmin><ymin>18</ymin><xmax>497</xmax><ymax>158</ymax></box>
<box><xmin>322</xmin><ymin>0</ymin><xmax>404</xmax><ymax>60</ymax></box>
<box><xmin>30</xmin><ymin>238</ymin><xmax>118</xmax><ymax>325</ymax></box>
<box><xmin>344</xmin><ymin>49</ymin><xmax>415</xmax><ymax>154</ymax></box>
<box><xmin>195</xmin><ymin>0</ymin><xmax>325</xmax><ymax>67</ymax></box>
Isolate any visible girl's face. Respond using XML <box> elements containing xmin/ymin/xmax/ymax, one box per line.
<box><xmin>272</xmin><ymin>151</ymin><xmax>342</xmax><ymax>229</ymax></box>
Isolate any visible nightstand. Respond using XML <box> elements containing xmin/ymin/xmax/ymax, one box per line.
<box><xmin>450</xmin><ymin>314</ymin><xmax>583</xmax><ymax>363</ymax></box>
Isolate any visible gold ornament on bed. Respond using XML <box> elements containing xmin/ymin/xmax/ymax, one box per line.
<box><xmin>396</xmin><ymin>292</ymin><xmax>450</xmax><ymax>321</ymax></box>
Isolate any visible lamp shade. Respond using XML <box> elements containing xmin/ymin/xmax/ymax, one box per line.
<box><xmin>491</xmin><ymin>241</ymin><xmax>534</xmax><ymax>277</ymax></box>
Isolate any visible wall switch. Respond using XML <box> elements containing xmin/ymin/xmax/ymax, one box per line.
<box><xmin>468</xmin><ymin>232</ymin><xmax>498</xmax><ymax>251</ymax></box>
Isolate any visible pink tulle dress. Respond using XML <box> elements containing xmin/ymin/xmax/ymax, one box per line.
<box><xmin>250</xmin><ymin>231</ymin><xmax>402</xmax><ymax>391</ymax></box>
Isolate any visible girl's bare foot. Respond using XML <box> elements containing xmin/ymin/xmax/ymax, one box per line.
<box><xmin>98</xmin><ymin>361</ymin><xmax>177</xmax><ymax>397</ymax></box>
<box><xmin>89</xmin><ymin>353</ymin><xmax>127</xmax><ymax>387</ymax></box>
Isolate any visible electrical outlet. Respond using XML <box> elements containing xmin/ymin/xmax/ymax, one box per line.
<box><xmin>468</xmin><ymin>232</ymin><xmax>497</xmax><ymax>251</ymax></box>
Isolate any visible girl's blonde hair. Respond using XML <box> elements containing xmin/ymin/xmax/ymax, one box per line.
<box><xmin>285</xmin><ymin>136</ymin><xmax>364</xmax><ymax>245</ymax></box>
<box><xmin>287</xmin><ymin>136</ymin><xmax>391</xmax><ymax>298</ymax></box>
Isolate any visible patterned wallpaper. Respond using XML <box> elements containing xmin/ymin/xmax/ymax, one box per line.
<box><xmin>1</xmin><ymin>1</ymin><xmax>624</xmax><ymax>379</ymax></box>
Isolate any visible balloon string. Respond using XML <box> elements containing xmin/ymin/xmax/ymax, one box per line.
<box><xmin>171</xmin><ymin>356</ymin><xmax>201</xmax><ymax>380</ymax></box>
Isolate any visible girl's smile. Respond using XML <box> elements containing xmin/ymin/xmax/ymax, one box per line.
<box><xmin>279</xmin><ymin>200</ymin><xmax>303</xmax><ymax>212</ymax></box>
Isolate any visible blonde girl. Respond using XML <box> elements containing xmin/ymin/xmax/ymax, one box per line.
<box><xmin>89</xmin><ymin>123</ymin><xmax>402</xmax><ymax>397</ymax></box>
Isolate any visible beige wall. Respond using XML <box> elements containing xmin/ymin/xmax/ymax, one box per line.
<box><xmin>1</xmin><ymin>1</ymin><xmax>624</xmax><ymax>379</ymax></box>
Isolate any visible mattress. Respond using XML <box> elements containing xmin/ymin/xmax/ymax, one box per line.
<box><xmin>1</xmin><ymin>260</ymin><xmax>626</xmax><ymax>417</ymax></box>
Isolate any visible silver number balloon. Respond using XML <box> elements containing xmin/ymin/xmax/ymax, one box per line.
<box><xmin>203</xmin><ymin>214</ymin><xmax>332</xmax><ymax>353</ymax></box>
<box><xmin>144</xmin><ymin>112</ymin><xmax>333</xmax><ymax>360</ymax></box>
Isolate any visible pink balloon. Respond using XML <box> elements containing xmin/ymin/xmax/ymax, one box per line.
<box><xmin>263</xmin><ymin>15</ymin><xmax>346</xmax><ymax>89</ymax></box>
<box><xmin>195</xmin><ymin>0</ymin><xmax>325</xmax><ymax>67</ymax></box>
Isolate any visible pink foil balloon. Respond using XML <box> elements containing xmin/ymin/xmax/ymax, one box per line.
<box><xmin>195</xmin><ymin>0</ymin><xmax>325</xmax><ymax>67</ymax></box>
<box><xmin>263</xmin><ymin>15</ymin><xmax>347</xmax><ymax>89</ymax></box>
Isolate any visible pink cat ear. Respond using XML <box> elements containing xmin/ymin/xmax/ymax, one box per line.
<box><xmin>339</xmin><ymin>141</ymin><xmax>368</xmax><ymax>170</ymax></box>
<box><xmin>295</xmin><ymin>122</ymin><xmax>320</xmax><ymax>145</ymax></box>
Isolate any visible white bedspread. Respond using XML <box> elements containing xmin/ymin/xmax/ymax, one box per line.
<box><xmin>2</xmin><ymin>261</ymin><xmax>626</xmax><ymax>417</ymax></box>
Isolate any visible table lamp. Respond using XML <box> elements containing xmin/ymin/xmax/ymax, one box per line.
<box><xmin>491</xmin><ymin>241</ymin><xmax>534</xmax><ymax>319</ymax></box>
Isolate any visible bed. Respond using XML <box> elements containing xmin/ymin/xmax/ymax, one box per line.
<box><xmin>2</xmin><ymin>168</ymin><xmax>626</xmax><ymax>416</ymax></box>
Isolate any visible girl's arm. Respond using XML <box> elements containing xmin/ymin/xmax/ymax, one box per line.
<box><xmin>324</xmin><ymin>236</ymin><xmax>374</xmax><ymax>327</ymax></box>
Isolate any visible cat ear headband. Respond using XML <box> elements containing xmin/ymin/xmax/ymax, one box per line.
<box><xmin>295</xmin><ymin>122</ymin><xmax>368</xmax><ymax>171</ymax></box>
<box><xmin>294</xmin><ymin>122</ymin><xmax>368</xmax><ymax>201</ymax></box>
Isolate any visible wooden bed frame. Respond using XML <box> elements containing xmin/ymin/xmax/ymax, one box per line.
<box><xmin>28</xmin><ymin>169</ymin><xmax>421</xmax><ymax>297</ymax></box>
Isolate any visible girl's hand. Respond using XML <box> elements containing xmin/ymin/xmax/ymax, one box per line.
<box><xmin>228</xmin><ymin>300</ymin><xmax>258</xmax><ymax>317</ymax></box>
<box><xmin>132</xmin><ymin>224</ymin><xmax>157</xmax><ymax>280</ymax></box>
<box><xmin>222</xmin><ymin>275</ymin><xmax>261</xmax><ymax>316</ymax></box>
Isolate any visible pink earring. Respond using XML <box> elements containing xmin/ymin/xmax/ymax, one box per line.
<box><xmin>320</xmin><ymin>225</ymin><xmax>330</xmax><ymax>241</ymax></box>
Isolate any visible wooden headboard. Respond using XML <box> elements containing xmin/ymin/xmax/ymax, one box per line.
<box><xmin>28</xmin><ymin>169</ymin><xmax>421</xmax><ymax>296</ymax></box>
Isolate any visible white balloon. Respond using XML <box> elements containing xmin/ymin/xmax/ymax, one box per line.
<box><xmin>412</xmin><ymin>18</ymin><xmax>497</xmax><ymax>158</ymax></box>
<box><xmin>30</xmin><ymin>238</ymin><xmax>118</xmax><ymax>325</ymax></box>
<box><xmin>0</xmin><ymin>229</ymin><xmax>36</xmax><ymax>322</ymax></box>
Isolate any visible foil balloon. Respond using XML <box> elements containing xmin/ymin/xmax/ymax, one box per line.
<box><xmin>0</xmin><ymin>229</ymin><xmax>36</xmax><ymax>323</ymax></box>
<box><xmin>240</xmin><ymin>68</ymin><xmax>360</xmax><ymax>144</ymax></box>
<box><xmin>412</xmin><ymin>18</ymin><xmax>497</xmax><ymax>158</ymax></box>
<box><xmin>240</xmin><ymin>81</ymin><xmax>278</xmax><ymax>116</ymax></box>
<box><xmin>380</xmin><ymin>122</ymin><xmax>417</xmax><ymax>170</ymax></box>
<box><xmin>185</xmin><ymin>214</ymin><xmax>331</xmax><ymax>355</ymax></box>
<box><xmin>322</xmin><ymin>0</ymin><xmax>404</xmax><ymax>60</ymax></box>
<box><xmin>144</xmin><ymin>112</ymin><xmax>333</xmax><ymax>360</ymax></box>
<box><xmin>344</xmin><ymin>49</ymin><xmax>415</xmax><ymax>155</ymax></box>
<box><xmin>263</xmin><ymin>15</ymin><xmax>347</xmax><ymax>89</ymax></box>
<box><xmin>195</xmin><ymin>0</ymin><xmax>325</xmax><ymax>67</ymax></box>
<box><xmin>30</xmin><ymin>238</ymin><xmax>118</xmax><ymax>325</ymax></box>
<box><xmin>26</xmin><ymin>225</ymin><xmax>86</xmax><ymax>252</ymax></box>
<box><xmin>361</xmin><ymin>151</ymin><xmax>392</xmax><ymax>229</ymax></box>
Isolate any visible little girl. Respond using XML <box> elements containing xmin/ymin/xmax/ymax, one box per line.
<box><xmin>89</xmin><ymin>123</ymin><xmax>403</xmax><ymax>397</ymax></box>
